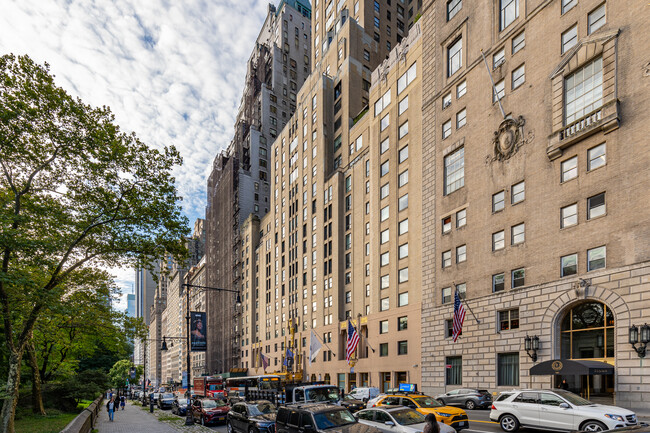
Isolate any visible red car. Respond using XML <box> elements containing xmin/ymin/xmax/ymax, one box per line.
<box><xmin>191</xmin><ymin>398</ymin><xmax>230</xmax><ymax>426</ymax></box>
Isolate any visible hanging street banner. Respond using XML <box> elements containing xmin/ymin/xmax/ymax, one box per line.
<box><xmin>190</xmin><ymin>311</ymin><xmax>207</xmax><ymax>352</ymax></box>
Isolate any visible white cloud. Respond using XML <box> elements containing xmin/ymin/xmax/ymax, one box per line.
<box><xmin>0</xmin><ymin>0</ymin><xmax>269</xmax><ymax>296</ymax></box>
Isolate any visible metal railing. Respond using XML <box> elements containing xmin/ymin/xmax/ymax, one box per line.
<box><xmin>561</xmin><ymin>106</ymin><xmax>603</xmax><ymax>140</ymax></box>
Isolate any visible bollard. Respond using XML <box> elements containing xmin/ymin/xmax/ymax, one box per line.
<box><xmin>150</xmin><ymin>399</ymin><xmax>154</xmax><ymax>413</ymax></box>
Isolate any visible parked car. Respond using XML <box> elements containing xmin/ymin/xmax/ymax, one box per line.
<box><xmin>490</xmin><ymin>389</ymin><xmax>638</xmax><ymax>432</ymax></box>
<box><xmin>191</xmin><ymin>398</ymin><xmax>230</xmax><ymax>426</ymax></box>
<box><xmin>356</xmin><ymin>406</ymin><xmax>456</xmax><ymax>433</ymax></box>
<box><xmin>435</xmin><ymin>389</ymin><xmax>492</xmax><ymax>410</ymax></box>
<box><xmin>172</xmin><ymin>397</ymin><xmax>189</xmax><ymax>416</ymax></box>
<box><xmin>151</xmin><ymin>392</ymin><xmax>161</xmax><ymax>405</ymax></box>
<box><xmin>372</xmin><ymin>394</ymin><xmax>469</xmax><ymax>431</ymax></box>
<box><xmin>276</xmin><ymin>404</ymin><xmax>383</xmax><ymax>433</ymax></box>
<box><xmin>341</xmin><ymin>395</ymin><xmax>367</xmax><ymax>413</ymax></box>
<box><xmin>227</xmin><ymin>400</ymin><xmax>277</xmax><ymax>433</ymax></box>
<box><xmin>349</xmin><ymin>387</ymin><xmax>381</xmax><ymax>403</ymax></box>
<box><xmin>158</xmin><ymin>392</ymin><xmax>175</xmax><ymax>409</ymax></box>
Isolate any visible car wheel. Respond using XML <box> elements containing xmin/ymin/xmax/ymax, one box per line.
<box><xmin>201</xmin><ymin>416</ymin><xmax>206</xmax><ymax>426</ymax></box>
<box><xmin>465</xmin><ymin>400</ymin><xmax>476</xmax><ymax>410</ymax></box>
<box><xmin>582</xmin><ymin>421</ymin><xmax>607</xmax><ymax>432</ymax></box>
<box><xmin>250</xmin><ymin>427</ymin><xmax>260</xmax><ymax>433</ymax></box>
<box><xmin>499</xmin><ymin>414</ymin><xmax>520</xmax><ymax>432</ymax></box>
<box><xmin>227</xmin><ymin>421</ymin><xmax>234</xmax><ymax>433</ymax></box>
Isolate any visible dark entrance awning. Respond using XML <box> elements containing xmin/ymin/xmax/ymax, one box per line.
<box><xmin>530</xmin><ymin>359</ymin><xmax>614</xmax><ymax>376</ymax></box>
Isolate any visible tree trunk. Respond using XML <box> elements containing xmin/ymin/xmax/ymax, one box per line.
<box><xmin>0</xmin><ymin>350</ymin><xmax>23</xmax><ymax>433</ymax></box>
<box><xmin>26</xmin><ymin>336</ymin><xmax>46</xmax><ymax>415</ymax></box>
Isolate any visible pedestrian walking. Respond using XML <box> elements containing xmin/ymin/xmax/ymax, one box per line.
<box><xmin>120</xmin><ymin>395</ymin><xmax>126</xmax><ymax>410</ymax></box>
<box><xmin>424</xmin><ymin>414</ymin><xmax>440</xmax><ymax>433</ymax></box>
<box><xmin>559</xmin><ymin>379</ymin><xmax>569</xmax><ymax>390</ymax></box>
<box><xmin>106</xmin><ymin>397</ymin><xmax>116</xmax><ymax>422</ymax></box>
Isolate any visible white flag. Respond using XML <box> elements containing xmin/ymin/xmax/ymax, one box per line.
<box><xmin>309</xmin><ymin>329</ymin><xmax>322</xmax><ymax>364</ymax></box>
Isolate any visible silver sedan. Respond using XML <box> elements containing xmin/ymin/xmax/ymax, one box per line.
<box><xmin>356</xmin><ymin>406</ymin><xmax>455</xmax><ymax>433</ymax></box>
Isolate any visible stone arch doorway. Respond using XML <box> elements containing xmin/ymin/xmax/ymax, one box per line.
<box><xmin>558</xmin><ymin>301</ymin><xmax>615</xmax><ymax>400</ymax></box>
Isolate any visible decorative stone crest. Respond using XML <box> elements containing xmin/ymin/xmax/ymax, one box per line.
<box><xmin>492</xmin><ymin>115</ymin><xmax>526</xmax><ymax>161</ymax></box>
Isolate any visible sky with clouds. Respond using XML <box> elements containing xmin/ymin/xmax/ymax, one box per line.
<box><xmin>0</xmin><ymin>0</ymin><xmax>272</xmax><ymax>310</ymax></box>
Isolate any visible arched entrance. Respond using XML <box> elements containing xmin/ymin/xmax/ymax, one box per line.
<box><xmin>559</xmin><ymin>301</ymin><xmax>615</xmax><ymax>400</ymax></box>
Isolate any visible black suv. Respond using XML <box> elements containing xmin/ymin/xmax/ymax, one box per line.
<box><xmin>227</xmin><ymin>400</ymin><xmax>277</xmax><ymax>433</ymax></box>
<box><xmin>276</xmin><ymin>404</ymin><xmax>383</xmax><ymax>433</ymax></box>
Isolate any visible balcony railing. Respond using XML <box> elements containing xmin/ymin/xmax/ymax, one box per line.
<box><xmin>561</xmin><ymin>106</ymin><xmax>603</xmax><ymax>140</ymax></box>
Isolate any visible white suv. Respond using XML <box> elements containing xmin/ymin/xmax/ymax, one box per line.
<box><xmin>490</xmin><ymin>389</ymin><xmax>637</xmax><ymax>432</ymax></box>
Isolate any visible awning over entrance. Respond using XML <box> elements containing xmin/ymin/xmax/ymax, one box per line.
<box><xmin>530</xmin><ymin>359</ymin><xmax>614</xmax><ymax>376</ymax></box>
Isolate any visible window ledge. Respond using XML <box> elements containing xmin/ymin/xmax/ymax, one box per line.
<box><xmin>547</xmin><ymin>99</ymin><xmax>619</xmax><ymax>160</ymax></box>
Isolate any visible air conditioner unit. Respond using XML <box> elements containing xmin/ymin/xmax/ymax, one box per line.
<box><xmin>494</xmin><ymin>58</ymin><xmax>506</xmax><ymax>69</ymax></box>
<box><xmin>443</xmin><ymin>100</ymin><xmax>452</xmax><ymax>109</ymax></box>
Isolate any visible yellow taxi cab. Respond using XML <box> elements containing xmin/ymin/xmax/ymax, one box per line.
<box><xmin>372</xmin><ymin>394</ymin><xmax>469</xmax><ymax>431</ymax></box>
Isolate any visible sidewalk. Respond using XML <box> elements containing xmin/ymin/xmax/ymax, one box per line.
<box><xmin>95</xmin><ymin>400</ymin><xmax>216</xmax><ymax>432</ymax></box>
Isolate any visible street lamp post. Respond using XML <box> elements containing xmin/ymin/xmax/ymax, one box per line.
<box><xmin>178</xmin><ymin>283</ymin><xmax>241</xmax><ymax>426</ymax></box>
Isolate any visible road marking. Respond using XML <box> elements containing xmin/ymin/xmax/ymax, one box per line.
<box><xmin>469</xmin><ymin>420</ymin><xmax>499</xmax><ymax>424</ymax></box>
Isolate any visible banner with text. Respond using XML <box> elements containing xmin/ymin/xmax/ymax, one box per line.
<box><xmin>190</xmin><ymin>311</ymin><xmax>207</xmax><ymax>352</ymax></box>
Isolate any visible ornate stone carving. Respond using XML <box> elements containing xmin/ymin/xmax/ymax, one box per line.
<box><xmin>492</xmin><ymin>116</ymin><xmax>526</xmax><ymax>161</ymax></box>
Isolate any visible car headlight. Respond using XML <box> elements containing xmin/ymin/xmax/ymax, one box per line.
<box><xmin>436</xmin><ymin>412</ymin><xmax>452</xmax><ymax>417</ymax></box>
<box><xmin>604</xmin><ymin>414</ymin><xmax>625</xmax><ymax>422</ymax></box>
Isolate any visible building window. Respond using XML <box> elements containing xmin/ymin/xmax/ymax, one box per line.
<box><xmin>399</xmin><ymin>122</ymin><xmax>409</xmax><ymax>139</ymax></box>
<box><xmin>398</xmin><ymin>292</ymin><xmax>408</xmax><ymax>307</ymax></box>
<box><xmin>445</xmin><ymin>356</ymin><xmax>462</xmax><ymax>385</ymax></box>
<box><xmin>588</xmin><ymin>246</ymin><xmax>606</xmax><ymax>271</ymax></box>
<box><xmin>398</xmin><ymin>267</ymin><xmax>408</xmax><ymax>283</ymax></box>
<box><xmin>381</xmin><ymin>114</ymin><xmax>390</xmax><ymax>131</ymax></box>
<box><xmin>380</xmin><ymin>343</ymin><xmax>388</xmax><ymax>356</ymax></box>
<box><xmin>397</xmin><ymin>63</ymin><xmax>417</xmax><ymax>95</ymax></box>
<box><xmin>456</xmin><ymin>108</ymin><xmax>467</xmax><ymax>129</ymax></box>
<box><xmin>587</xmin><ymin>192</ymin><xmax>606</xmax><ymax>219</ymax></box>
<box><xmin>493</xmin><ymin>230</ymin><xmax>505</xmax><ymax>251</ymax></box>
<box><xmin>398</xmin><ymin>145</ymin><xmax>409</xmax><ymax>163</ymax></box>
<box><xmin>442</xmin><ymin>120</ymin><xmax>452</xmax><ymax>139</ymax></box>
<box><xmin>493</xmin><ymin>190</ymin><xmax>505</xmax><ymax>212</ymax></box>
<box><xmin>398</xmin><ymin>170</ymin><xmax>409</xmax><ymax>187</ymax></box>
<box><xmin>399</xmin><ymin>243</ymin><xmax>409</xmax><ymax>259</ymax></box>
<box><xmin>398</xmin><ymin>194</ymin><xmax>408</xmax><ymax>211</ymax></box>
<box><xmin>363</xmin><ymin>50</ymin><xmax>370</xmax><ymax>61</ymax></box>
<box><xmin>456</xmin><ymin>209</ymin><xmax>466</xmax><ymax>228</ymax></box>
<box><xmin>399</xmin><ymin>218</ymin><xmax>409</xmax><ymax>235</ymax></box>
<box><xmin>445</xmin><ymin>319</ymin><xmax>461</xmax><ymax>338</ymax></box>
<box><xmin>499</xmin><ymin>0</ymin><xmax>519</xmax><ymax>31</ymax></box>
<box><xmin>442</xmin><ymin>287</ymin><xmax>452</xmax><ymax>304</ymax></box>
<box><xmin>381</xmin><ymin>161</ymin><xmax>389</xmax><ymax>177</ymax></box>
<box><xmin>442</xmin><ymin>216</ymin><xmax>452</xmax><ymax>234</ymax></box>
<box><xmin>511</xmin><ymin>181</ymin><xmax>525</xmax><ymax>204</ymax></box>
<box><xmin>456</xmin><ymin>244</ymin><xmax>467</xmax><ymax>263</ymax></box>
<box><xmin>381</xmin><ymin>229</ymin><xmax>389</xmax><ymax>244</ymax></box>
<box><xmin>561</xmin><ymin>253</ymin><xmax>578</xmax><ymax>277</ymax></box>
<box><xmin>565</xmin><ymin>57</ymin><xmax>603</xmax><ymax>124</ymax></box>
<box><xmin>511</xmin><ymin>223</ymin><xmax>525</xmax><ymax>245</ymax></box>
<box><xmin>493</xmin><ymin>80</ymin><xmax>505</xmax><ymax>103</ymax></box>
<box><xmin>381</xmin><ymin>137</ymin><xmax>390</xmax><ymax>154</ymax></box>
<box><xmin>444</xmin><ymin>147</ymin><xmax>464</xmax><ymax>194</ymax></box>
<box><xmin>447</xmin><ymin>0</ymin><xmax>461</xmax><ymax>20</ymax></box>
<box><xmin>380</xmin><ymin>206</ymin><xmax>389</xmax><ymax>222</ymax></box>
<box><xmin>512</xmin><ymin>31</ymin><xmax>525</xmax><ymax>54</ymax></box>
<box><xmin>374</xmin><ymin>16</ymin><xmax>380</xmax><ymax>28</ymax></box>
<box><xmin>345</xmin><ymin>291</ymin><xmax>352</xmax><ymax>303</ymax></box>
<box><xmin>561</xmin><ymin>156</ymin><xmax>578</xmax><ymax>182</ymax></box>
<box><xmin>448</xmin><ymin>38</ymin><xmax>462</xmax><ymax>77</ymax></box>
<box><xmin>493</xmin><ymin>49</ymin><xmax>505</xmax><ymax>68</ymax></box>
<box><xmin>380</xmin><ymin>252</ymin><xmax>389</xmax><ymax>267</ymax></box>
<box><xmin>561</xmin><ymin>203</ymin><xmax>578</xmax><ymax>228</ymax></box>
<box><xmin>457</xmin><ymin>80</ymin><xmax>467</xmax><ymax>99</ymax></box>
<box><xmin>443</xmin><ymin>92</ymin><xmax>452</xmax><ymax>109</ymax></box>
<box><xmin>398</xmin><ymin>340</ymin><xmax>408</xmax><ymax>355</ymax></box>
<box><xmin>380</xmin><ymin>183</ymin><xmax>390</xmax><ymax>200</ymax></box>
<box><xmin>512</xmin><ymin>268</ymin><xmax>525</xmax><ymax>288</ymax></box>
<box><xmin>456</xmin><ymin>282</ymin><xmax>467</xmax><ymax>299</ymax></box>
<box><xmin>380</xmin><ymin>320</ymin><xmax>388</xmax><ymax>334</ymax></box>
<box><xmin>442</xmin><ymin>250</ymin><xmax>452</xmax><ymax>268</ymax></box>
<box><xmin>561</xmin><ymin>25</ymin><xmax>578</xmax><ymax>54</ymax></box>
<box><xmin>380</xmin><ymin>297</ymin><xmax>389</xmax><ymax>311</ymax></box>
<box><xmin>588</xmin><ymin>143</ymin><xmax>606</xmax><ymax>171</ymax></box>
<box><xmin>512</xmin><ymin>64</ymin><xmax>525</xmax><ymax>89</ymax></box>
<box><xmin>497</xmin><ymin>353</ymin><xmax>519</xmax><ymax>386</ymax></box>
<box><xmin>381</xmin><ymin>275</ymin><xmax>389</xmax><ymax>290</ymax></box>
<box><xmin>398</xmin><ymin>316</ymin><xmax>408</xmax><ymax>331</ymax></box>
<box><xmin>499</xmin><ymin>309</ymin><xmax>520</xmax><ymax>331</ymax></box>
<box><xmin>399</xmin><ymin>96</ymin><xmax>409</xmax><ymax>115</ymax></box>
<box><xmin>493</xmin><ymin>273</ymin><xmax>505</xmax><ymax>292</ymax></box>
<box><xmin>562</xmin><ymin>0</ymin><xmax>576</xmax><ymax>14</ymax></box>
<box><xmin>588</xmin><ymin>3</ymin><xmax>606</xmax><ymax>34</ymax></box>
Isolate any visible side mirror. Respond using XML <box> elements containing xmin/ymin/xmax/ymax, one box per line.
<box><xmin>385</xmin><ymin>421</ymin><xmax>395</xmax><ymax>426</ymax></box>
<box><xmin>559</xmin><ymin>403</ymin><xmax>570</xmax><ymax>409</ymax></box>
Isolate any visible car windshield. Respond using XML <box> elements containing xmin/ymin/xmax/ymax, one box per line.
<box><xmin>208</xmin><ymin>384</ymin><xmax>224</xmax><ymax>391</ymax></box>
<box><xmin>202</xmin><ymin>399</ymin><xmax>226</xmax><ymax>408</ymax></box>
<box><xmin>162</xmin><ymin>393</ymin><xmax>174</xmax><ymax>399</ymax></box>
<box><xmin>553</xmin><ymin>390</ymin><xmax>593</xmax><ymax>406</ymax></box>
<box><xmin>306</xmin><ymin>387</ymin><xmax>340</xmax><ymax>403</ymax></box>
<box><xmin>412</xmin><ymin>397</ymin><xmax>443</xmax><ymax>408</ymax></box>
<box><xmin>390</xmin><ymin>409</ymin><xmax>426</xmax><ymax>426</ymax></box>
<box><xmin>313</xmin><ymin>409</ymin><xmax>356</xmax><ymax>429</ymax></box>
<box><xmin>249</xmin><ymin>402</ymin><xmax>277</xmax><ymax>416</ymax></box>
<box><xmin>343</xmin><ymin>395</ymin><xmax>357</xmax><ymax>401</ymax></box>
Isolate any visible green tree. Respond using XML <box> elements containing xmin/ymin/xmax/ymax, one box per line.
<box><xmin>108</xmin><ymin>359</ymin><xmax>137</xmax><ymax>390</ymax></box>
<box><xmin>0</xmin><ymin>54</ymin><xmax>188</xmax><ymax>432</ymax></box>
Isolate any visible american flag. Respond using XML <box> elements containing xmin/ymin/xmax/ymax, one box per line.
<box><xmin>346</xmin><ymin>319</ymin><xmax>360</xmax><ymax>364</ymax></box>
<box><xmin>452</xmin><ymin>290</ymin><xmax>466</xmax><ymax>342</ymax></box>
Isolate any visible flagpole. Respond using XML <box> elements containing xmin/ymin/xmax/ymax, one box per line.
<box><xmin>454</xmin><ymin>283</ymin><xmax>480</xmax><ymax>324</ymax></box>
<box><xmin>480</xmin><ymin>49</ymin><xmax>506</xmax><ymax>119</ymax></box>
<box><xmin>314</xmin><ymin>328</ymin><xmax>337</xmax><ymax>357</ymax></box>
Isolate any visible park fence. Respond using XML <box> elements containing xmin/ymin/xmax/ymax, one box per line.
<box><xmin>60</xmin><ymin>394</ymin><xmax>103</xmax><ymax>433</ymax></box>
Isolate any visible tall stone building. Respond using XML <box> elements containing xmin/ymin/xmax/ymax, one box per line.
<box><xmin>134</xmin><ymin>267</ymin><xmax>156</xmax><ymax>366</ymax></box>
<box><xmin>240</xmin><ymin>0</ymin><xmax>423</xmax><ymax>391</ymax></box>
<box><xmin>420</xmin><ymin>0</ymin><xmax>650</xmax><ymax>411</ymax></box>
<box><xmin>205</xmin><ymin>0</ymin><xmax>312</xmax><ymax>375</ymax></box>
